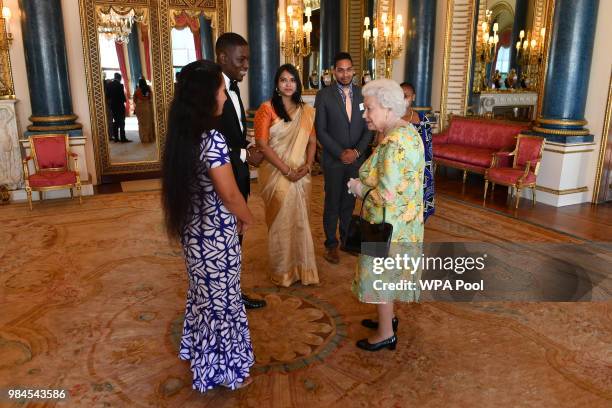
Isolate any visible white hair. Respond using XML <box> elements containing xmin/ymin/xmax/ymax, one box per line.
<box><xmin>362</xmin><ymin>79</ymin><xmax>406</xmax><ymax>118</ymax></box>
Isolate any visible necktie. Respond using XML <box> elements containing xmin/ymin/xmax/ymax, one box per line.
<box><xmin>343</xmin><ymin>86</ymin><xmax>352</xmax><ymax>121</ymax></box>
<box><xmin>230</xmin><ymin>80</ymin><xmax>246</xmax><ymax>133</ymax></box>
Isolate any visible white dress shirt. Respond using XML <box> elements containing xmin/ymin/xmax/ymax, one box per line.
<box><xmin>223</xmin><ymin>72</ymin><xmax>247</xmax><ymax>162</ymax></box>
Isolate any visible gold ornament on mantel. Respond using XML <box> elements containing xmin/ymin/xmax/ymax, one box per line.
<box><xmin>0</xmin><ymin>184</ymin><xmax>10</xmax><ymax>204</ymax></box>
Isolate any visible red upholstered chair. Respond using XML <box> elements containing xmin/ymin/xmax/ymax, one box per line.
<box><xmin>484</xmin><ymin>134</ymin><xmax>545</xmax><ymax>208</ymax></box>
<box><xmin>22</xmin><ymin>134</ymin><xmax>82</xmax><ymax>210</ymax></box>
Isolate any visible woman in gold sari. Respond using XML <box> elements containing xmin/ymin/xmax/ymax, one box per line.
<box><xmin>134</xmin><ymin>78</ymin><xmax>155</xmax><ymax>143</ymax></box>
<box><xmin>254</xmin><ymin>64</ymin><xmax>319</xmax><ymax>287</ymax></box>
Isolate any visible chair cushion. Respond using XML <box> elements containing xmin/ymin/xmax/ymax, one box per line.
<box><xmin>29</xmin><ymin>171</ymin><xmax>77</xmax><ymax>188</ymax></box>
<box><xmin>32</xmin><ymin>136</ymin><xmax>68</xmax><ymax>169</ymax></box>
<box><xmin>434</xmin><ymin>144</ymin><xmax>496</xmax><ymax>168</ymax></box>
<box><xmin>487</xmin><ymin>168</ymin><xmax>536</xmax><ymax>185</ymax></box>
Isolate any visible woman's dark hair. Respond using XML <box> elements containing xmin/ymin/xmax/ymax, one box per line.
<box><xmin>138</xmin><ymin>78</ymin><xmax>150</xmax><ymax>97</ymax></box>
<box><xmin>162</xmin><ymin>60</ymin><xmax>223</xmax><ymax>239</ymax></box>
<box><xmin>271</xmin><ymin>64</ymin><xmax>304</xmax><ymax>122</ymax></box>
<box><xmin>400</xmin><ymin>82</ymin><xmax>416</xmax><ymax>94</ymax></box>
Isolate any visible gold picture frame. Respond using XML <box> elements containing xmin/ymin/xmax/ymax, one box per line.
<box><xmin>438</xmin><ymin>0</ymin><xmax>554</xmax><ymax>129</ymax></box>
<box><xmin>79</xmin><ymin>0</ymin><xmax>229</xmax><ymax>179</ymax></box>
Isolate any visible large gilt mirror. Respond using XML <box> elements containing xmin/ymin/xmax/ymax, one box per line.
<box><xmin>98</xmin><ymin>6</ymin><xmax>158</xmax><ymax>164</ymax></box>
<box><xmin>440</xmin><ymin>0</ymin><xmax>554</xmax><ymax>127</ymax></box>
<box><xmin>468</xmin><ymin>0</ymin><xmax>551</xmax><ymax>121</ymax></box>
<box><xmin>79</xmin><ymin>0</ymin><xmax>228</xmax><ymax>179</ymax></box>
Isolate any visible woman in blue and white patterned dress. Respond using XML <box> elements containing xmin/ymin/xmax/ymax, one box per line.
<box><xmin>161</xmin><ymin>60</ymin><xmax>255</xmax><ymax>392</ymax></box>
<box><xmin>401</xmin><ymin>82</ymin><xmax>435</xmax><ymax>221</ymax></box>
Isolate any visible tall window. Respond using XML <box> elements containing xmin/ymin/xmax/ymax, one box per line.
<box><xmin>171</xmin><ymin>28</ymin><xmax>197</xmax><ymax>75</ymax></box>
<box><xmin>495</xmin><ymin>46</ymin><xmax>511</xmax><ymax>75</ymax></box>
<box><xmin>99</xmin><ymin>34</ymin><xmax>121</xmax><ymax>80</ymax></box>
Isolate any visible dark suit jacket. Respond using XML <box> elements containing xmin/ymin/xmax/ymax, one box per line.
<box><xmin>218</xmin><ymin>91</ymin><xmax>250</xmax><ymax>198</ymax></box>
<box><xmin>107</xmin><ymin>80</ymin><xmax>126</xmax><ymax>114</ymax></box>
<box><xmin>314</xmin><ymin>84</ymin><xmax>372</xmax><ymax>167</ymax></box>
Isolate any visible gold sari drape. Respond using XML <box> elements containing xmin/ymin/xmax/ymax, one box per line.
<box><xmin>258</xmin><ymin>105</ymin><xmax>319</xmax><ymax>287</ymax></box>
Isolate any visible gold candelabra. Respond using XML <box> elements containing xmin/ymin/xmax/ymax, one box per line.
<box><xmin>362</xmin><ymin>12</ymin><xmax>404</xmax><ymax>79</ymax></box>
<box><xmin>1</xmin><ymin>6</ymin><xmax>12</xmax><ymax>47</ymax></box>
<box><xmin>0</xmin><ymin>2</ymin><xmax>15</xmax><ymax>99</ymax></box>
<box><xmin>474</xmin><ymin>9</ymin><xmax>500</xmax><ymax>92</ymax></box>
<box><xmin>515</xmin><ymin>27</ymin><xmax>546</xmax><ymax>90</ymax></box>
<box><xmin>279</xmin><ymin>4</ymin><xmax>312</xmax><ymax>76</ymax></box>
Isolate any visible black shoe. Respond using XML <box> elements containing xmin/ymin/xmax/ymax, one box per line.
<box><xmin>356</xmin><ymin>335</ymin><xmax>397</xmax><ymax>351</ymax></box>
<box><xmin>242</xmin><ymin>293</ymin><xmax>266</xmax><ymax>309</ymax></box>
<box><xmin>361</xmin><ymin>317</ymin><xmax>399</xmax><ymax>332</ymax></box>
<box><xmin>121</xmin><ymin>139</ymin><xmax>132</xmax><ymax>143</ymax></box>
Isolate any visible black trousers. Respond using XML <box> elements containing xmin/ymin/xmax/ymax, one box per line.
<box><xmin>111</xmin><ymin>110</ymin><xmax>126</xmax><ymax>141</ymax></box>
<box><xmin>322</xmin><ymin>160</ymin><xmax>360</xmax><ymax>249</ymax></box>
<box><xmin>236</xmin><ymin>160</ymin><xmax>249</xmax><ymax>246</ymax></box>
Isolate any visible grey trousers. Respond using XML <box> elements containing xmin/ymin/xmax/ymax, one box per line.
<box><xmin>322</xmin><ymin>160</ymin><xmax>360</xmax><ymax>249</ymax></box>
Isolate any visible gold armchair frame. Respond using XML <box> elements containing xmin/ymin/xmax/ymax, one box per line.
<box><xmin>22</xmin><ymin>134</ymin><xmax>83</xmax><ymax>210</ymax></box>
<box><xmin>484</xmin><ymin>134</ymin><xmax>545</xmax><ymax>208</ymax></box>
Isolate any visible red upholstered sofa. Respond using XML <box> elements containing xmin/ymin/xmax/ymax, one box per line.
<box><xmin>433</xmin><ymin>116</ymin><xmax>530</xmax><ymax>182</ymax></box>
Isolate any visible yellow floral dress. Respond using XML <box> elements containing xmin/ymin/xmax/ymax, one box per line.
<box><xmin>351</xmin><ymin>125</ymin><xmax>425</xmax><ymax>303</ymax></box>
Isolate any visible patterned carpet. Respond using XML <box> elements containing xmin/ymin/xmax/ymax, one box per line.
<box><xmin>0</xmin><ymin>175</ymin><xmax>610</xmax><ymax>407</ymax></box>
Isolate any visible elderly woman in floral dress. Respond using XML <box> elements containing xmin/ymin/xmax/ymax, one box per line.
<box><xmin>347</xmin><ymin>79</ymin><xmax>425</xmax><ymax>352</ymax></box>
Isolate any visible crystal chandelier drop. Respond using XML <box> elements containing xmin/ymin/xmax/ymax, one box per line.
<box><xmin>97</xmin><ymin>7</ymin><xmax>144</xmax><ymax>44</ymax></box>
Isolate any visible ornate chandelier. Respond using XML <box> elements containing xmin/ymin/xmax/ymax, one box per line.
<box><xmin>97</xmin><ymin>7</ymin><xmax>144</xmax><ymax>44</ymax></box>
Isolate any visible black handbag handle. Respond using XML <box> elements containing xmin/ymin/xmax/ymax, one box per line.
<box><xmin>358</xmin><ymin>188</ymin><xmax>386</xmax><ymax>223</ymax></box>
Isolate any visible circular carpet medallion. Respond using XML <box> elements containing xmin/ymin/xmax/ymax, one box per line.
<box><xmin>170</xmin><ymin>288</ymin><xmax>346</xmax><ymax>374</ymax></box>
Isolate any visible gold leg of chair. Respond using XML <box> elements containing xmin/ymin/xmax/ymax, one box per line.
<box><xmin>531</xmin><ymin>187</ymin><xmax>536</xmax><ymax>207</ymax></box>
<box><xmin>77</xmin><ymin>184</ymin><xmax>82</xmax><ymax>205</ymax></box>
<box><xmin>26</xmin><ymin>188</ymin><xmax>32</xmax><ymax>210</ymax></box>
<box><xmin>462</xmin><ymin>170</ymin><xmax>467</xmax><ymax>184</ymax></box>
<box><xmin>70</xmin><ymin>188</ymin><xmax>74</xmax><ymax>200</ymax></box>
<box><xmin>515</xmin><ymin>188</ymin><xmax>521</xmax><ymax>209</ymax></box>
<box><xmin>492</xmin><ymin>183</ymin><xmax>496</xmax><ymax>192</ymax></box>
<box><xmin>483</xmin><ymin>180</ymin><xmax>489</xmax><ymax>203</ymax></box>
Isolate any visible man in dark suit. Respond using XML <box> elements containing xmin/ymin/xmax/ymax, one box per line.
<box><xmin>215</xmin><ymin>32</ymin><xmax>266</xmax><ymax>309</ymax></box>
<box><xmin>315</xmin><ymin>52</ymin><xmax>373</xmax><ymax>264</ymax></box>
<box><xmin>107</xmin><ymin>73</ymin><xmax>130</xmax><ymax>143</ymax></box>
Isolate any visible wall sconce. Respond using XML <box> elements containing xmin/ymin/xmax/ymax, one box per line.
<box><xmin>363</xmin><ymin>12</ymin><xmax>405</xmax><ymax>78</ymax></box>
<box><xmin>2</xmin><ymin>6</ymin><xmax>12</xmax><ymax>46</ymax></box>
<box><xmin>279</xmin><ymin>3</ymin><xmax>312</xmax><ymax>76</ymax></box>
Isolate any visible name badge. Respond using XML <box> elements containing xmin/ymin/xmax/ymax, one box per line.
<box><xmin>359</xmin><ymin>103</ymin><xmax>365</xmax><ymax>111</ymax></box>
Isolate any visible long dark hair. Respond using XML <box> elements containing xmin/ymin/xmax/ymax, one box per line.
<box><xmin>138</xmin><ymin>78</ymin><xmax>151</xmax><ymax>97</ymax></box>
<box><xmin>162</xmin><ymin>60</ymin><xmax>223</xmax><ymax>239</ymax></box>
<box><xmin>271</xmin><ymin>64</ymin><xmax>303</xmax><ymax>122</ymax></box>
